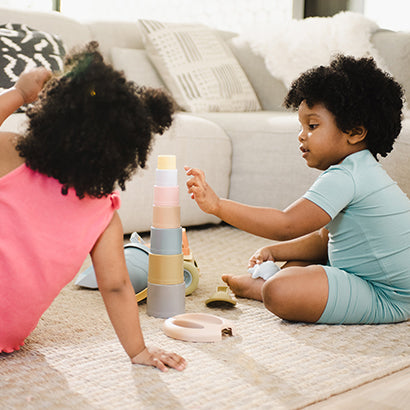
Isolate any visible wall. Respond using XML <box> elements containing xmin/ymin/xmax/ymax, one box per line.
<box><xmin>59</xmin><ymin>0</ymin><xmax>301</xmax><ymax>32</ymax></box>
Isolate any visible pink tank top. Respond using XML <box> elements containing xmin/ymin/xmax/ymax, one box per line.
<box><xmin>0</xmin><ymin>164</ymin><xmax>120</xmax><ymax>353</ymax></box>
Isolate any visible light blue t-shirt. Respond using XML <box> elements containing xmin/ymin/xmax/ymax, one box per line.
<box><xmin>303</xmin><ymin>150</ymin><xmax>410</xmax><ymax>297</ymax></box>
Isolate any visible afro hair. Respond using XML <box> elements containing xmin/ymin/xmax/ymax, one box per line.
<box><xmin>16</xmin><ymin>41</ymin><xmax>175</xmax><ymax>198</ymax></box>
<box><xmin>284</xmin><ymin>55</ymin><xmax>404</xmax><ymax>159</ymax></box>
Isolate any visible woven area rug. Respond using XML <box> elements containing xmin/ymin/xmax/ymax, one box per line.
<box><xmin>1</xmin><ymin>224</ymin><xmax>409</xmax><ymax>409</ymax></box>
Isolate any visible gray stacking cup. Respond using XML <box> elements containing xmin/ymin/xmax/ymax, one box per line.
<box><xmin>147</xmin><ymin>282</ymin><xmax>185</xmax><ymax>318</ymax></box>
<box><xmin>150</xmin><ymin>226</ymin><xmax>182</xmax><ymax>255</ymax></box>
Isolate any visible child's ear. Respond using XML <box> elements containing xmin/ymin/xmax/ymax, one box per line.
<box><xmin>347</xmin><ymin>126</ymin><xmax>367</xmax><ymax>145</ymax></box>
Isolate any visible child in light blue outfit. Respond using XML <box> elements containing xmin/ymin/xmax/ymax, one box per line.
<box><xmin>186</xmin><ymin>55</ymin><xmax>410</xmax><ymax>324</ymax></box>
<box><xmin>305</xmin><ymin>149</ymin><xmax>410</xmax><ymax>323</ymax></box>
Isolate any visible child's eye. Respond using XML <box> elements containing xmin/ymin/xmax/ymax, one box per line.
<box><xmin>308</xmin><ymin>124</ymin><xmax>319</xmax><ymax>130</ymax></box>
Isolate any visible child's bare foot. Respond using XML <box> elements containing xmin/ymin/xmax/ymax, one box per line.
<box><xmin>221</xmin><ymin>274</ymin><xmax>264</xmax><ymax>301</ymax></box>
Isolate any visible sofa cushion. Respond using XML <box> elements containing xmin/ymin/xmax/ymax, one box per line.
<box><xmin>380</xmin><ymin>113</ymin><xmax>410</xmax><ymax>197</ymax></box>
<box><xmin>196</xmin><ymin>111</ymin><xmax>321</xmax><ymax>211</ymax></box>
<box><xmin>0</xmin><ymin>23</ymin><xmax>65</xmax><ymax>111</ymax></box>
<box><xmin>111</xmin><ymin>47</ymin><xmax>165</xmax><ymax>88</ymax></box>
<box><xmin>227</xmin><ymin>36</ymin><xmax>288</xmax><ymax>111</ymax></box>
<box><xmin>87</xmin><ymin>21</ymin><xmax>146</xmax><ymax>63</ymax></box>
<box><xmin>138</xmin><ymin>19</ymin><xmax>261</xmax><ymax>113</ymax></box>
<box><xmin>371</xmin><ymin>29</ymin><xmax>410</xmax><ymax>104</ymax></box>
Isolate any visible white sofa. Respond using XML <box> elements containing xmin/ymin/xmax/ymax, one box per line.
<box><xmin>1</xmin><ymin>7</ymin><xmax>409</xmax><ymax>234</ymax></box>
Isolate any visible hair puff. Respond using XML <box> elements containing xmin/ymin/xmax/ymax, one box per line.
<box><xmin>16</xmin><ymin>41</ymin><xmax>175</xmax><ymax>198</ymax></box>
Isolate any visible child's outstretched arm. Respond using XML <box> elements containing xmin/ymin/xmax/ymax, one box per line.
<box><xmin>90</xmin><ymin>212</ymin><xmax>186</xmax><ymax>372</ymax></box>
<box><xmin>0</xmin><ymin>67</ymin><xmax>51</xmax><ymax>126</ymax></box>
<box><xmin>185</xmin><ymin>166</ymin><xmax>331</xmax><ymax>241</ymax></box>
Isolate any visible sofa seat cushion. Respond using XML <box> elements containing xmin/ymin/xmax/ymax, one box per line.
<box><xmin>138</xmin><ymin>19</ymin><xmax>261</xmax><ymax>113</ymax></box>
<box><xmin>196</xmin><ymin>111</ymin><xmax>321</xmax><ymax>211</ymax></box>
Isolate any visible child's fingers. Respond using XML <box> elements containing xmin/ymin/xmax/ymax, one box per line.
<box><xmin>153</xmin><ymin>358</ymin><xmax>168</xmax><ymax>372</ymax></box>
<box><xmin>134</xmin><ymin>346</ymin><xmax>187</xmax><ymax>372</ymax></box>
<box><xmin>38</xmin><ymin>68</ymin><xmax>52</xmax><ymax>84</ymax></box>
<box><xmin>159</xmin><ymin>352</ymin><xmax>187</xmax><ymax>371</ymax></box>
<box><xmin>184</xmin><ymin>166</ymin><xmax>206</xmax><ymax>181</ymax></box>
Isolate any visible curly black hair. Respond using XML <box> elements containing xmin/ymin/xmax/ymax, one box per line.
<box><xmin>16</xmin><ymin>41</ymin><xmax>175</xmax><ymax>198</ymax></box>
<box><xmin>284</xmin><ymin>55</ymin><xmax>404</xmax><ymax>159</ymax></box>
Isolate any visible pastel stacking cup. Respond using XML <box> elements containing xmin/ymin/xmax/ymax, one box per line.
<box><xmin>152</xmin><ymin>205</ymin><xmax>180</xmax><ymax>228</ymax></box>
<box><xmin>150</xmin><ymin>226</ymin><xmax>182</xmax><ymax>255</ymax></box>
<box><xmin>153</xmin><ymin>185</ymin><xmax>179</xmax><ymax>206</ymax></box>
<box><xmin>148</xmin><ymin>253</ymin><xmax>184</xmax><ymax>285</ymax></box>
<box><xmin>156</xmin><ymin>168</ymin><xmax>178</xmax><ymax>186</ymax></box>
<box><xmin>147</xmin><ymin>282</ymin><xmax>185</xmax><ymax>318</ymax></box>
<box><xmin>157</xmin><ymin>155</ymin><xmax>176</xmax><ymax>170</ymax></box>
<box><xmin>147</xmin><ymin>154</ymin><xmax>184</xmax><ymax>318</ymax></box>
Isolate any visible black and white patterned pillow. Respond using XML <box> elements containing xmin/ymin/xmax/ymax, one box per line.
<box><xmin>0</xmin><ymin>23</ymin><xmax>66</xmax><ymax>111</ymax></box>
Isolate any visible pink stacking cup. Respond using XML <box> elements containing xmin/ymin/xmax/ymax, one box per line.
<box><xmin>153</xmin><ymin>185</ymin><xmax>179</xmax><ymax>206</ymax></box>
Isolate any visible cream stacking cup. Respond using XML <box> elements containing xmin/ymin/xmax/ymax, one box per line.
<box><xmin>147</xmin><ymin>155</ymin><xmax>185</xmax><ymax>318</ymax></box>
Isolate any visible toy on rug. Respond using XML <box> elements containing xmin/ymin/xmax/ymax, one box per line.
<box><xmin>163</xmin><ymin>313</ymin><xmax>236</xmax><ymax>342</ymax></box>
<box><xmin>205</xmin><ymin>285</ymin><xmax>237</xmax><ymax>308</ymax></box>
<box><xmin>75</xmin><ymin>236</ymin><xmax>150</xmax><ymax>302</ymax></box>
<box><xmin>248</xmin><ymin>260</ymin><xmax>280</xmax><ymax>280</ymax></box>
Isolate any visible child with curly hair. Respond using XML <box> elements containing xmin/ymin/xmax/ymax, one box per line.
<box><xmin>186</xmin><ymin>55</ymin><xmax>410</xmax><ymax>325</ymax></box>
<box><xmin>0</xmin><ymin>42</ymin><xmax>186</xmax><ymax>371</ymax></box>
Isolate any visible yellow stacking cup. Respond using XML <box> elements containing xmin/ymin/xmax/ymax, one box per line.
<box><xmin>148</xmin><ymin>253</ymin><xmax>184</xmax><ymax>285</ymax></box>
<box><xmin>157</xmin><ymin>155</ymin><xmax>176</xmax><ymax>170</ymax></box>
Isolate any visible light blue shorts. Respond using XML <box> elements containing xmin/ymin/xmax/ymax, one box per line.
<box><xmin>317</xmin><ymin>266</ymin><xmax>410</xmax><ymax>324</ymax></box>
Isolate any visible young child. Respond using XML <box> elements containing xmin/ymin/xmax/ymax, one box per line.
<box><xmin>186</xmin><ymin>55</ymin><xmax>410</xmax><ymax>325</ymax></box>
<box><xmin>0</xmin><ymin>42</ymin><xmax>186</xmax><ymax>371</ymax></box>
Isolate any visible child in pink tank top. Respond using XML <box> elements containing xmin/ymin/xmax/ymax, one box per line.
<box><xmin>0</xmin><ymin>42</ymin><xmax>185</xmax><ymax>372</ymax></box>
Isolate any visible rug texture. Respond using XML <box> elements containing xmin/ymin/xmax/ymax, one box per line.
<box><xmin>1</xmin><ymin>224</ymin><xmax>409</xmax><ymax>409</ymax></box>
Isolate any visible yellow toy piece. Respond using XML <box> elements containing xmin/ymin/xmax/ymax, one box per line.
<box><xmin>182</xmin><ymin>228</ymin><xmax>200</xmax><ymax>296</ymax></box>
<box><xmin>205</xmin><ymin>285</ymin><xmax>237</xmax><ymax>307</ymax></box>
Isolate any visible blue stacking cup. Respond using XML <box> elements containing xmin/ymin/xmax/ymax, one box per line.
<box><xmin>150</xmin><ymin>226</ymin><xmax>182</xmax><ymax>255</ymax></box>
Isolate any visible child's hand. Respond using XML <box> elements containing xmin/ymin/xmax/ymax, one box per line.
<box><xmin>185</xmin><ymin>166</ymin><xmax>220</xmax><ymax>215</ymax></box>
<box><xmin>131</xmin><ymin>346</ymin><xmax>187</xmax><ymax>372</ymax></box>
<box><xmin>15</xmin><ymin>67</ymin><xmax>52</xmax><ymax>104</ymax></box>
<box><xmin>248</xmin><ymin>247</ymin><xmax>274</xmax><ymax>268</ymax></box>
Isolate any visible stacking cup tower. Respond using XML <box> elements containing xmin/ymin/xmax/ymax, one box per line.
<box><xmin>147</xmin><ymin>155</ymin><xmax>185</xmax><ymax>318</ymax></box>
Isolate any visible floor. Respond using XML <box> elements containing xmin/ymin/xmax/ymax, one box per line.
<box><xmin>307</xmin><ymin>366</ymin><xmax>410</xmax><ymax>409</ymax></box>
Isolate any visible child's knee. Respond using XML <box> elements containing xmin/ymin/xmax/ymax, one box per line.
<box><xmin>262</xmin><ymin>275</ymin><xmax>290</xmax><ymax>319</ymax></box>
<box><xmin>262</xmin><ymin>266</ymin><xmax>329</xmax><ymax>322</ymax></box>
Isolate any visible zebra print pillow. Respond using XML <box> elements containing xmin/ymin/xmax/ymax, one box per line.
<box><xmin>139</xmin><ymin>19</ymin><xmax>261</xmax><ymax>113</ymax></box>
<box><xmin>0</xmin><ymin>23</ymin><xmax>65</xmax><ymax>112</ymax></box>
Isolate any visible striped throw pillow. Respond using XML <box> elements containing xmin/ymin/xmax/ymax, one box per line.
<box><xmin>139</xmin><ymin>19</ymin><xmax>261</xmax><ymax>113</ymax></box>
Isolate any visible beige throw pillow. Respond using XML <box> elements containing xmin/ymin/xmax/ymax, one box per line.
<box><xmin>139</xmin><ymin>19</ymin><xmax>261</xmax><ymax>112</ymax></box>
<box><xmin>111</xmin><ymin>47</ymin><xmax>166</xmax><ymax>89</ymax></box>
